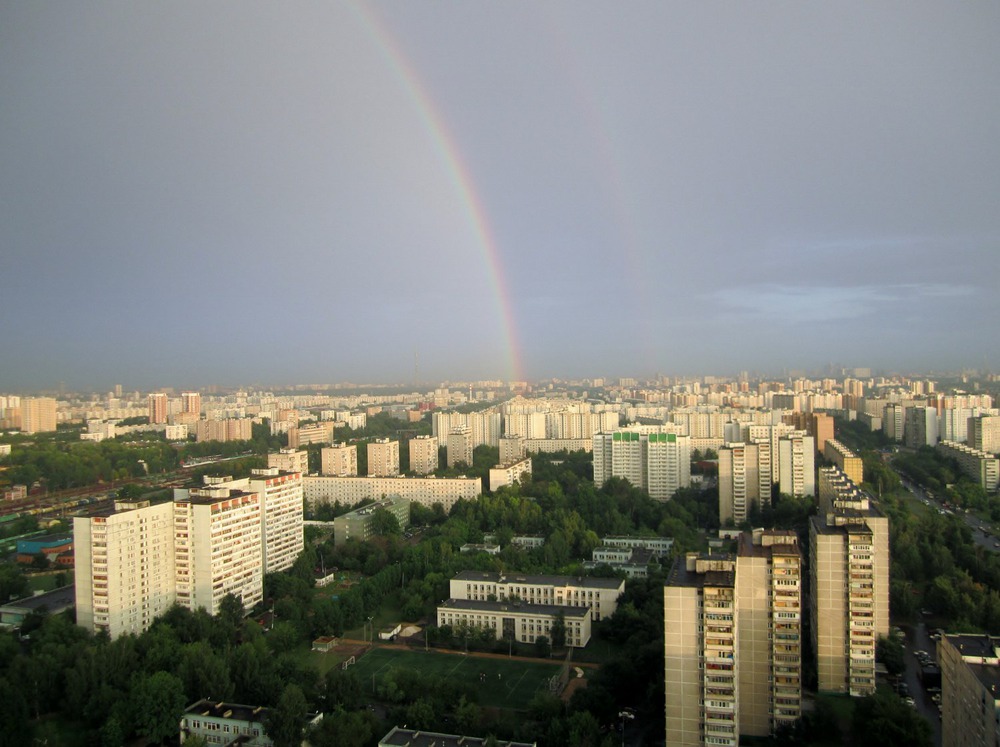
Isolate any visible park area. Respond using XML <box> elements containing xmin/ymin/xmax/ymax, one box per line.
<box><xmin>335</xmin><ymin>646</ymin><xmax>571</xmax><ymax>710</ymax></box>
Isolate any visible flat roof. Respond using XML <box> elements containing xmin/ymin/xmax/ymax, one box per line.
<box><xmin>380</xmin><ymin>726</ymin><xmax>536</xmax><ymax>747</ymax></box>
<box><xmin>666</xmin><ymin>556</ymin><xmax>736</xmax><ymax>589</ymax></box>
<box><xmin>1</xmin><ymin>584</ymin><xmax>76</xmax><ymax>614</ymax></box>
<box><xmin>452</xmin><ymin>570</ymin><xmax>624</xmax><ymax>590</ymax></box>
<box><xmin>438</xmin><ymin>598</ymin><xmax>590</xmax><ymax>620</ymax></box>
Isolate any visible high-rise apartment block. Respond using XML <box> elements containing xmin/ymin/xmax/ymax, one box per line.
<box><xmin>883</xmin><ymin>403</ymin><xmax>904</xmax><ymax>442</ymax></box>
<box><xmin>823</xmin><ymin>439</ymin><xmax>864</xmax><ymax>486</ymax></box>
<box><xmin>904</xmin><ymin>406</ymin><xmax>939</xmax><ymax>448</ymax></box>
<box><xmin>664</xmin><ymin>530</ymin><xmax>802</xmax><ymax>746</ymax></box>
<box><xmin>195</xmin><ymin>418</ymin><xmax>253</xmax><ymax>443</ymax></box>
<box><xmin>74</xmin><ymin>500</ymin><xmax>176</xmax><ymax>639</ymax></box>
<box><xmin>810</xmin><ymin>467</ymin><xmax>889</xmax><ymax>695</ymax></box>
<box><xmin>499</xmin><ymin>435</ymin><xmax>526</xmax><ymax>465</ymax></box>
<box><xmin>447</xmin><ymin>427</ymin><xmax>474</xmax><ymax>468</ymax></box>
<box><xmin>968</xmin><ymin>415</ymin><xmax>1000</xmax><ymax>455</ymax></box>
<box><xmin>74</xmin><ymin>461</ymin><xmax>303</xmax><ymax>638</ymax></box>
<box><xmin>810</xmin><ymin>413</ymin><xmax>834</xmax><ymax>455</ymax></box>
<box><xmin>778</xmin><ymin>435</ymin><xmax>815</xmax><ymax>497</ymax></box>
<box><xmin>367</xmin><ymin>438</ymin><xmax>400</xmax><ymax>477</ymax></box>
<box><xmin>181</xmin><ymin>391</ymin><xmax>201</xmax><ymax>415</ymax></box>
<box><xmin>148</xmin><ymin>393</ymin><xmax>168</xmax><ymax>424</ymax></box>
<box><xmin>21</xmin><ymin>396</ymin><xmax>57</xmax><ymax>434</ymax></box>
<box><xmin>938</xmin><ymin>634</ymin><xmax>1000</xmax><ymax>747</ymax></box>
<box><xmin>321</xmin><ymin>443</ymin><xmax>358</xmax><ymax>477</ymax></box>
<box><xmin>593</xmin><ymin>427</ymin><xmax>691</xmax><ymax>501</ymax></box>
<box><xmin>718</xmin><ymin>442</ymin><xmax>772</xmax><ymax>525</ymax></box>
<box><xmin>408</xmin><ymin>435</ymin><xmax>439</xmax><ymax>475</ymax></box>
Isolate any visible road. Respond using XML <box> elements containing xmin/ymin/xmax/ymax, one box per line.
<box><xmin>899</xmin><ymin>478</ymin><xmax>998</xmax><ymax>553</ymax></box>
<box><xmin>899</xmin><ymin>617</ymin><xmax>942</xmax><ymax>746</ymax></box>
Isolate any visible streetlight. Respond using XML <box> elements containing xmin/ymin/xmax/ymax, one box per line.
<box><xmin>367</xmin><ymin>616</ymin><xmax>374</xmax><ymax>645</ymax></box>
<box><xmin>618</xmin><ymin>709</ymin><xmax>634</xmax><ymax>747</ymax></box>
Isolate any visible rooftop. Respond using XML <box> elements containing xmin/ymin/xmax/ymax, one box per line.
<box><xmin>438</xmin><ymin>598</ymin><xmax>590</xmax><ymax>619</ymax></box>
<box><xmin>379</xmin><ymin>726</ymin><xmax>536</xmax><ymax>747</ymax></box>
<box><xmin>452</xmin><ymin>570</ymin><xmax>624</xmax><ymax>590</ymax></box>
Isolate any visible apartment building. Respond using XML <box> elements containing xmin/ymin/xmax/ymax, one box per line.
<box><xmin>938</xmin><ymin>634</ymin><xmax>1000</xmax><ymax>747</ymax></box>
<box><xmin>937</xmin><ymin>441</ymin><xmax>1000</xmax><ymax>493</ymax></box>
<box><xmin>267</xmin><ymin>448</ymin><xmax>309</xmax><ymax>475</ymax></box>
<box><xmin>905</xmin><ymin>406</ymin><xmax>939</xmax><ymax>448</ymax></box>
<box><xmin>367</xmin><ymin>438</ymin><xmax>400</xmax><ymax>477</ymax></box>
<box><xmin>489</xmin><ymin>457</ymin><xmax>532</xmax><ymax>491</ymax></box>
<box><xmin>810</xmin><ymin>468</ymin><xmax>889</xmax><ymax>695</ymax></box>
<box><xmin>718</xmin><ymin>442</ymin><xmax>772</xmax><ymax>526</ymax></box>
<box><xmin>499</xmin><ymin>435</ymin><xmax>525</xmax><ymax>465</ymax></box>
<box><xmin>968</xmin><ymin>415</ymin><xmax>1000</xmax><ymax>455</ymax></box>
<box><xmin>74</xmin><ymin>500</ymin><xmax>176</xmax><ymax>639</ymax></box>
<box><xmin>665</xmin><ymin>553</ymin><xmax>739</xmax><ymax>747</ymax></box>
<box><xmin>408</xmin><ymin>435</ymin><xmax>439</xmax><ymax>475</ymax></box>
<box><xmin>447</xmin><ymin>427</ymin><xmax>474</xmax><ymax>468</ymax></box>
<box><xmin>287</xmin><ymin>421</ymin><xmax>335</xmax><ymax>448</ymax></box>
<box><xmin>778</xmin><ymin>435</ymin><xmax>815</xmax><ymax>498</ymax></box>
<box><xmin>148</xmin><ymin>393</ymin><xmax>168</xmax><ymax>425</ymax></box>
<box><xmin>664</xmin><ymin>531</ymin><xmax>802</xmax><ymax>746</ymax></box>
<box><xmin>22</xmin><ymin>396</ymin><xmax>58</xmax><ymax>434</ymax></box>
<box><xmin>174</xmin><ymin>486</ymin><xmax>264</xmax><ymax>616</ymax></box>
<box><xmin>824</xmin><ymin>439</ymin><xmax>864</xmax><ymax>486</ymax></box>
<box><xmin>195</xmin><ymin>418</ymin><xmax>253</xmax><ymax>443</ymax></box>
<box><xmin>593</xmin><ymin>427</ymin><xmax>691</xmax><ymax>501</ymax></box>
<box><xmin>436</xmin><ymin>598</ymin><xmax>592</xmax><ymax>648</ymax></box>
<box><xmin>303</xmin><ymin>475</ymin><xmax>481</xmax><ymax>513</ymax></box>
<box><xmin>735</xmin><ymin>530</ymin><xmax>802</xmax><ymax>735</ymax></box>
<box><xmin>333</xmin><ymin>496</ymin><xmax>410</xmax><ymax>545</ymax></box>
<box><xmin>180</xmin><ymin>391</ymin><xmax>201</xmax><ymax>415</ymax></box>
<box><xmin>321</xmin><ymin>443</ymin><xmax>358</xmax><ymax>477</ymax></box>
<box><xmin>450</xmin><ymin>571</ymin><xmax>624</xmax><ymax>621</ymax></box>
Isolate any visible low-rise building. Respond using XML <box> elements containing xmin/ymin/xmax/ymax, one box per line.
<box><xmin>379</xmin><ymin>726</ymin><xmax>536</xmax><ymax>747</ymax></box>
<box><xmin>450</xmin><ymin>571</ymin><xmax>624</xmax><ymax>621</ymax></box>
<box><xmin>333</xmin><ymin>496</ymin><xmax>410</xmax><ymax>545</ymax></box>
<box><xmin>303</xmin><ymin>475</ymin><xmax>481</xmax><ymax>513</ymax></box>
<box><xmin>437</xmin><ymin>598</ymin><xmax>592</xmax><ymax>647</ymax></box>
<box><xmin>179</xmin><ymin>699</ymin><xmax>322</xmax><ymax>747</ymax></box>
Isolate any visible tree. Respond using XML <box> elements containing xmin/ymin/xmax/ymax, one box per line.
<box><xmin>550</xmin><ymin>612</ymin><xmax>567</xmax><ymax>651</ymax></box>
<box><xmin>851</xmin><ymin>689</ymin><xmax>932</xmax><ymax>747</ymax></box>
<box><xmin>534</xmin><ymin>635</ymin><xmax>551</xmax><ymax>658</ymax></box>
<box><xmin>370</xmin><ymin>507</ymin><xmax>402</xmax><ymax>536</ymax></box>
<box><xmin>130</xmin><ymin>671</ymin><xmax>187</xmax><ymax>745</ymax></box>
<box><xmin>266</xmin><ymin>684</ymin><xmax>308</xmax><ymax>747</ymax></box>
<box><xmin>876</xmin><ymin>635</ymin><xmax>905</xmax><ymax>678</ymax></box>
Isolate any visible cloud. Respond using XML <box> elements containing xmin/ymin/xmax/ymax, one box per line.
<box><xmin>707</xmin><ymin>283</ymin><xmax>975</xmax><ymax>323</ymax></box>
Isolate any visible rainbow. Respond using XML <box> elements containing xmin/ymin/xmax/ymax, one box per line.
<box><xmin>348</xmin><ymin>4</ymin><xmax>524</xmax><ymax>383</ymax></box>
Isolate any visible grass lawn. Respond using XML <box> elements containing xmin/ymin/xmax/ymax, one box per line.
<box><xmin>345</xmin><ymin>647</ymin><xmax>566</xmax><ymax>710</ymax></box>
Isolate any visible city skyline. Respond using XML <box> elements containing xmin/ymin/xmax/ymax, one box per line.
<box><xmin>3</xmin><ymin>2</ymin><xmax>999</xmax><ymax>390</ymax></box>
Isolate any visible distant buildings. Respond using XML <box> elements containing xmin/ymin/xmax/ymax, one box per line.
<box><xmin>268</xmin><ymin>448</ymin><xmax>309</xmax><ymax>475</ymax></box>
<box><xmin>968</xmin><ymin>415</ymin><xmax>1000</xmax><ymax>455</ymax></box>
<box><xmin>180</xmin><ymin>391</ymin><xmax>201</xmax><ymax>415</ymax></box>
<box><xmin>195</xmin><ymin>418</ymin><xmax>253</xmax><ymax>443</ymax></box>
<box><xmin>937</xmin><ymin>441</ymin><xmax>999</xmax><ymax>493</ymax></box>
<box><xmin>447</xmin><ymin>426</ymin><xmax>474</xmax><ymax>468</ymax></box>
<box><xmin>718</xmin><ymin>442</ymin><xmax>772</xmax><ymax>526</ymax></box>
<box><xmin>778</xmin><ymin>434</ymin><xmax>815</xmax><ymax>498</ymax></box>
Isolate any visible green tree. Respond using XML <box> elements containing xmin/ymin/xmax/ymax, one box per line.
<box><xmin>370</xmin><ymin>507</ymin><xmax>402</xmax><ymax>536</ymax></box>
<box><xmin>266</xmin><ymin>684</ymin><xmax>308</xmax><ymax>747</ymax></box>
<box><xmin>130</xmin><ymin>671</ymin><xmax>186</xmax><ymax>744</ymax></box>
<box><xmin>876</xmin><ymin>635</ymin><xmax>905</xmax><ymax>677</ymax></box>
<box><xmin>550</xmin><ymin>612</ymin><xmax>566</xmax><ymax>650</ymax></box>
<box><xmin>534</xmin><ymin>634</ymin><xmax>551</xmax><ymax>658</ymax></box>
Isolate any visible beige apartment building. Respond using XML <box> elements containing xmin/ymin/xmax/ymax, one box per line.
<box><xmin>489</xmin><ymin>457</ymin><xmax>532</xmax><ymax>491</ymax></box>
<box><xmin>367</xmin><ymin>438</ymin><xmax>400</xmax><ymax>477</ymax></box>
<box><xmin>665</xmin><ymin>553</ymin><xmax>739</xmax><ymax>747</ymax></box>
<box><xmin>267</xmin><ymin>448</ymin><xmax>309</xmax><ymax>475</ymax></box>
<box><xmin>718</xmin><ymin>442</ymin><xmax>772</xmax><ymax>525</ymax></box>
<box><xmin>447</xmin><ymin>427</ymin><xmax>474</xmax><ymax>468</ymax></box>
<box><xmin>22</xmin><ymin>396</ymin><xmax>57</xmax><ymax>434</ymax></box>
<box><xmin>938</xmin><ymin>634</ymin><xmax>1000</xmax><ymax>747</ymax></box>
<box><xmin>321</xmin><ymin>443</ymin><xmax>358</xmax><ymax>477</ymax></box>
<box><xmin>408</xmin><ymin>435</ymin><xmax>439</xmax><ymax>475</ymax></box>
<box><xmin>303</xmin><ymin>474</ymin><xmax>481</xmax><ymax>513</ymax></box>
<box><xmin>810</xmin><ymin>468</ymin><xmax>889</xmax><ymax>696</ymax></box>
<box><xmin>180</xmin><ymin>391</ymin><xmax>201</xmax><ymax>415</ymax></box>
<box><xmin>499</xmin><ymin>435</ymin><xmax>525</xmax><ymax>465</ymax></box>
<box><xmin>778</xmin><ymin>435</ymin><xmax>815</xmax><ymax>497</ymax></box>
<box><xmin>968</xmin><ymin>415</ymin><xmax>1000</xmax><ymax>455</ymax></box>
<box><xmin>74</xmin><ymin>500</ymin><xmax>176</xmax><ymax>639</ymax></box>
<box><xmin>174</xmin><ymin>486</ymin><xmax>263</xmax><ymax>615</ymax></box>
<box><xmin>823</xmin><ymin>439</ymin><xmax>864</xmax><ymax>486</ymax></box>
<box><xmin>664</xmin><ymin>531</ymin><xmax>802</xmax><ymax>746</ymax></box>
<box><xmin>147</xmin><ymin>392</ymin><xmax>168</xmax><ymax>425</ymax></box>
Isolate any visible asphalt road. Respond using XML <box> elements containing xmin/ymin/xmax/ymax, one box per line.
<box><xmin>899</xmin><ymin>618</ymin><xmax>942</xmax><ymax>746</ymax></box>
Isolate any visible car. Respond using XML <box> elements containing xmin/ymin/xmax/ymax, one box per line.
<box><xmin>904</xmin><ymin>697</ymin><xmax>916</xmax><ymax>707</ymax></box>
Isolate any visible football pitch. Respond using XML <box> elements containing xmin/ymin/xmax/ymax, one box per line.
<box><xmin>346</xmin><ymin>647</ymin><xmax>567</xmax><ymax>710</ymax></box>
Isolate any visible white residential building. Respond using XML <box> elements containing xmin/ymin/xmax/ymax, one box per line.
<box><xmin>321</xmin><ymin>443</ymin><xmax>357</xmax><ymax>477</ymax></box>
<box><xmin>303</xmin><ymin>475</ymin><xmax>481</xmax><ymax>513</ymax></box>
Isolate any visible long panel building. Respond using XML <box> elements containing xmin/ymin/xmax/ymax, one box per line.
<box><xmin>303</xmin><ymin>475</ymin><xmax>481</xmax><ymax>513</ymax></box>
<box><xmin>593</xmin><ymin>426</ymin><xmax>691</xmax><ymax>501</ymax></box>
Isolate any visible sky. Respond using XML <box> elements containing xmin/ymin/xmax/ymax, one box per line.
<box><xmin>2</xmin><ymin>2</ymin><xmax>999</xmax><ymax>391</ymax></box>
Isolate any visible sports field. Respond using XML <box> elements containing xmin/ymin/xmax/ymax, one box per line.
<box><xmin>347</xmin><ymin>647</ymin><xmax>567</xmax><ymax>710</ymax></box>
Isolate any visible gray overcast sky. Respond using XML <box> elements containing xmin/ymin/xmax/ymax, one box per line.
<box><xmin>2</xmin><ymin>2</ymin><xmax>998</xmax><ymax>391</ymax></box>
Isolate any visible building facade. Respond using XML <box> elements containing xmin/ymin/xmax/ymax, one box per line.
<box><xmin>367</xmin><ymin>439</ymin><xmax>400</xmax><ymax>477</ymax></box>
<box><xmin>938</xmin><ymin>634</ymin><xmax>1000</xmax><ymax>747</ymax></box>
<box><xmin>333</xmin><ymin>496</ymin><xmax>410</xmax><ymax>545</ymax></box>
<box><xmin>489</xmin><ymin>457</ymin><xmax>532</xmax><ymax>491</ymax></box>
<box><xmin>437</xmin><ymin>598</ymin><xmax>592</xmax><ymax>648</ymax></box>
<box><xmin>450</xmin><ymin>571</ymin><xmax>623</xmax><ymax>621</ymax></box>
<box><xmin>408</xmin><ymin>435</ymin><xmax>439</xmax><ymax>475</ymax></box>
<box><xmin>321</xmin><ymin>443</ymin><xmax>358</xmax><ymax>477</ymax></box>
<box><xmin>823</xmin><ymin>439</ymin><xmax>864</xmax><ymax>486</ymax></box>
<box><xmin>303</xmin><ymin>475</ymin><xmax>481</xmax><ymax>513</ymax></box>
<box><xmin>593</xmin><ymin>427</ymin><xmax>691</xmax><ymax>501</ymax></box>
<box><xmin>22</xmin><ymin>396</ymin><xmax>58</xmax><ymax>434</ymax></box>
<box><xmin>267</xmin><ymin>448</ymin><xmax>309</xmax><ymax>475</ymax></box>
